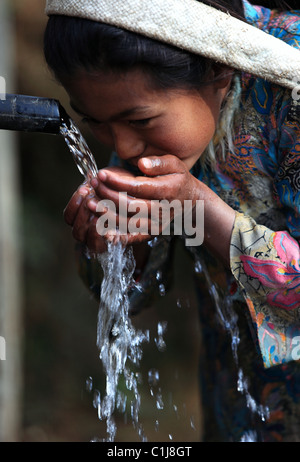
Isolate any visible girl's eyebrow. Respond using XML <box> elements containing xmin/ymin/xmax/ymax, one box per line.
<box><xmin>70</xmin><ymin>101</ymin><xmax>152</xmax><ymax>121</ymax></box>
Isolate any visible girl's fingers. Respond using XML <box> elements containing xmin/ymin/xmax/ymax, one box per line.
<box><xmin>88</xmin><ymin>196</ymin><xmax>153</xmax><ymax>244</ymax></box>
<box><xmin>64</xmin><ymin>185</ymin><xmax>97</xmax><ymax>244</ymax></box>
<box><xmin>71</xmin><ymin>203</ymin><xmax>92</xmax><ymax>242</ymax></box>
<box><xmin>91</xmin><ymin>155</ymin><xmax>187</xmax><ymax>200</ymax></box>
<box><xmin>86</xmin><ymin>216</ymin><xmax>108</xmax><ymax>253</ymax></box>
<box><xmin>64</xmin><ymin>185</ymin><xmax>90</xmax><ymax>225</ymax></box>
<box><xmin>64</xmin><ymin>181</ymin><xmax>154</xmax><ymax>252</ymax></box>
<box><xmin>93</xmin><ymin>171</ymin><xmax>176</xmax><ymax>200</ymax></box>
<box><xmin>138</xmin><ymin>155</ymin><xmax>186</xmax><ymax>176</ymax></box>
<box><xmin>88</xmin><ymin>181</ymin><xmax>153</xmax><ymax>215</ymax></box>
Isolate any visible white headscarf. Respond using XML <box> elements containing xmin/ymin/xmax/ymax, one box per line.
<box><xmin>45</xmin><ymin>0</ymin><xmax>300</xmax><ymax>90</ymax></box>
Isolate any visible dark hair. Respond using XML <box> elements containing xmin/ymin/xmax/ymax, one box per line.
<box><xmin>44</xmin><ymin>0</ymin><xmax>246</xmax><ymax>91</ymax></box>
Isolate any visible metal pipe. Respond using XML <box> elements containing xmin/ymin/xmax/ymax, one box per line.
<box><xmin>0</xmin><ymin>94</ymin><xmax>64</xmax><ymax>134</ymax></box>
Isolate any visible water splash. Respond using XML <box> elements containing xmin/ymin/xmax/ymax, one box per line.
<box><xmin>97</xmin><ymin>240</ymin><xmax>149</xmax><ymax>441</ymax></box>
<box><xmin>190</xmin><ymin>248</ymin><xmax>270</xmax><ymax>441</ymax></box>
<box><xmin>191</xmin><ymin>249</ymin><xmax>241</xmax><ymax>363</ymax></box>
<box><xmin>86</xmin><ymin>376</ymin><xmax>93</xmax><ymax>393</ymax></box>
<box><xmin>60</xmin><ymin>115</ymin><xmax>197</xmax><ymax>441</ymax></box>
<box><xmin>60</xmin><ymin>115</ymin><xmax>149</xmax><ymax>440</ymax></box>
<box><xmin>240</xmin><ymin>430</ymin><xmax>258</xmax><ymax>442</ymax></box>
<box><xmin>60</xmin><ymin>118</ymin><xmax>98</xmax><ymax>180</ymax></box>
<box><xmin>148</xmin><ymin>368</ymin><xmax>164</xmax><ymax>411</ymax></box>
<box><xmin>237</xmin><ymin>369</ymin><xmax>269</xmax><ymax>423</ymax></box>
<box><xmin>59</xmin><ymin>113</ymin><xmax>265</xmax><ymax>442</ymax></box>
<box><xmin>154</xmin><ymin>321</ymin><xmax>168</xmax><ymax>352</ymax></box>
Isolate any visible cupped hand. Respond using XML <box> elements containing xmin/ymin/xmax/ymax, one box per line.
<box><xmin>63</xmin><ymin>182</ymin><xmax>109</xmax><ymax>253</ymax></box>
<box><xmin>63</xmin><ymin>165</ymin><xmax>154</xmax><ymax>251</ymax></box>
<box><xmin>88</xmin><ymin>155</ymin><xmax>201</xmax><ymax>243</ymax></box>
<box><xmin>91</xmin><ymin>155</ymin><xmax>199</xmax><ymax>203</ymax></box>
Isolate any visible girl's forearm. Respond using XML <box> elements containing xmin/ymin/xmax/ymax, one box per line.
<box><xmin>132</xmin><ymin>183</ymin><xmax>235</xmax><ymax>276</ymax></box>
<box><xmin>194</xmin><ymin>181</ymin><xmax>236</xmax><ymax>267</ymax></box>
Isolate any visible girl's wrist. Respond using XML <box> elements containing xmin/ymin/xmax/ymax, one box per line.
<box><xmin>193</xmin><ymin>181</ymin><xmax>236</xmax><ymax>265</ymax></box>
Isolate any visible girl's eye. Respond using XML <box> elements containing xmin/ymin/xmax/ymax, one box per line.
<box><xmin>129</xmin><ymin>118</ymin><xmax>152</xmax><ymax>127</ymax></box>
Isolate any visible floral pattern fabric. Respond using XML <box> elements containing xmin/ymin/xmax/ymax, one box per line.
<box><xmin>211</xmin><ymin>1</ymin><xmax>300</xmax><ymax>369</ymax></box>
<box><xmin>230</xmin><ymin>214</ymin><xmax>300</xmax><ymax>368</ymax></box>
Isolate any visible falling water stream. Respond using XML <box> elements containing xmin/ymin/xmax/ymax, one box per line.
<box><xmin>95</xmin><ymin>241</ymin><xmax>149</xmax><ymax>441</ymax></box>
<box><xmin>60</xmin><ymin>116</ymin><xmax>151</xmax><ymax>441</ymax></box>
<box><xmin>60</xmin><ymin>118</ymin><xmax>98</xmax><ymax>180</ymax></box>
<box><xmin>60</xmin><ymin>114</ymin><xmax>268</xmax><ymax>442</ymax></box>
<box><xmin>192</xmin><ymin>249</ymin><xmax>270</xmax><ymax>442</ymax></box>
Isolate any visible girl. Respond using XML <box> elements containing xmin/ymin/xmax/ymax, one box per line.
<box><xmin>44</xmin><ymin>0</ymin><xmax>300</xmax><ymax>441</ymax></box>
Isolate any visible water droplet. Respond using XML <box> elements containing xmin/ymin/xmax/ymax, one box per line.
<box><xmin>156</xmin><ymin>390</ymin><xmax>164</xmax><ymax>410</ymax></box>
<box><xmin>148</xmin><ymin>369</ymin><xmax>160</xmax><ymax>387</ymax></box>
<box><xmin>134</xmin><ymin>282</ymin><xmax>144</xmax><ymax>293</ymax></box>
<box><xmin>159</xmin><ymin>283</ymin><xmax>165</xmax><ymax>296</ymax></box>
<box><xmin>155</xmin><ymin>321</ymin><xmax>167</xmax><ymax>352</ymax></box>
<box><xmin>173</xmin><ymin>404</ymin><xmax>179</xmax><ymax>419</ymax></box>
<box><xmin>86</xmin><ymin>376</ymin><xmax>93</xmax><ymax>392</ymax></box>
<box><xmin>195</xmin><ymin>260</ymin><xmax>202</xmax><ymax>273</ymax></box>
<box><xmin>190</xmin><ymin>415</ymin><xmax>196</xmax><ymax>430</ymax></box>
<box><xmin>240</xmin><ymin>430</ymin><xmax>257</xmax><ymax>442</ymax></box>
<box><xmin>148</xmin><ymin>237</ymin><xmax>159</xmax><ymax>248</ymax></box>
<box><xmin>93</xmin><ymin>389</ymin><xmax>101</xmax><ymax>409</ymax></box>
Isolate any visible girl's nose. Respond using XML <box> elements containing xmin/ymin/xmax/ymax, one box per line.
<box><xmin>112</xmin><ymin>125</ymin><xmax>146</xmax><ymax>160</ymax></box>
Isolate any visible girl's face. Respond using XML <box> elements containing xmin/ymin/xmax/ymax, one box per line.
<box><xmin>62</xmin><ymin>69</ymin><xmax>231</xmax><ymax>171</ymax></box>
